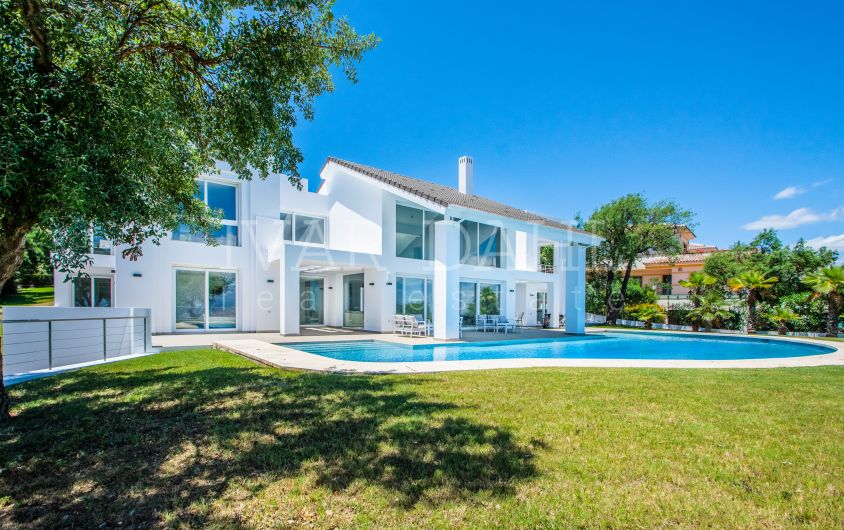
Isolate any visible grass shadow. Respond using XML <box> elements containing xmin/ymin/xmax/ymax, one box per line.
<box><xmin>0</xmin><ymin>352</ymin><xmax>537</xmax><ymax>527</ymax></box>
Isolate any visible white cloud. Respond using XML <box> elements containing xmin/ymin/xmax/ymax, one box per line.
<box><xmin>805</xmin><ymin>234</ymin><xmax>844</xmax><ymax>252</ymax></box>
<box><xmin>812</xmin><ymin>178</ymin><xmax>834</xmax><ymax>188</ymax></box>
<box><xmin>773</xmin><ymin>186</ymin><xmax>805</xmax><ymax>200</ymax></box>
<box><xmin>773</xmin><ymin>179</ymin><xmax>834</xmax><ymax>200</ymax></box>
<box><xmin>742</xmin><ymin>207</ymin><xmax>843</xmax><ymax>230</ymax></box>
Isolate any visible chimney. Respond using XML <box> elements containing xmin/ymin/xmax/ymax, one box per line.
<box><xmin>458</xmin><ymin>156</ymin><xmax>473</xmax><ymax>194</ymax></box>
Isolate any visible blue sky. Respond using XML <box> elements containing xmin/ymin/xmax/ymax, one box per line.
<box><xmin>294</xmin><ymin>0</ymin><xmax>844</xmax><ymax>254</ymax></box>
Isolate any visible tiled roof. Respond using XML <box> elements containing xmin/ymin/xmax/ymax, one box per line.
<box><xmin>325</xmin><ymin>157</ymin><xmax>593</xmax><ymax>235</ymax></box>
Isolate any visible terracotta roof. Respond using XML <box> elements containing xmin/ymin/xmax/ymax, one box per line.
<box><xmin>325</xmin><ymin>157</ymin><xmax>594</xmax><ymax>235</ymax></box>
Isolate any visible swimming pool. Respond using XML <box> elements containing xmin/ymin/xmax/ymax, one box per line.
<box><xmin>282</xmin><ymin>331</ymin><xmax>835</xmax><ymax>363</ymax></box>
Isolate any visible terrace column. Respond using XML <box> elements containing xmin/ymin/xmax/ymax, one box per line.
<box><xmin>564</xmin><ymin>244</ymin><xmax>586</xmax><ymax>334</ymax></box>
<box><xmin>551</xmin><ymin>243</ymin><xmax>565</xmax><ymax>328</ymax></box>
<box><xmin>279</xmin><ymin>244</ymin><xmax>303</xmax><ymax>335</ymax></box>
<box><xmin>434</xmin><ymin>220</ymin><xmax>461</xmax><ymax>340</ymax></box>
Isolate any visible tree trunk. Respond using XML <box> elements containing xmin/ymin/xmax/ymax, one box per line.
<box><xmin>0</xmin><ymin>225</ymin><xmax>33</xmax><ymax>421</ymax></box>
<box><xmin>604</xmin><ymin>269</ymin><xmax>617</xmax><ymax>325</ymax></box>
<box><xmin>778</xmin><ymin>323</ymin><xmax>787</xmax><ymax>335</ymax></box>
<box><xmin>691</xmin><ymin>322</ymin><xmax>700</xmax><ymax>332</ymax></box>
<box><xmin>745</xmin><ymin>292</ymin><xmax>757</xmax><ymax>334</ymax></box>
<box><xmin>826</xmin><ymin>295</ymin><xmax>842</xmax><ymax>338</ymax></box>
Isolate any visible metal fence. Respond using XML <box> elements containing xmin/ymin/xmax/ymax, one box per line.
<box><xmin>2</xmin><ymin>315</ymin><xmax>150</xmax><ymax>375</ymax></box>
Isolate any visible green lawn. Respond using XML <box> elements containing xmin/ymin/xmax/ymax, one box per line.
<box><xmin>2</xmin><ymin>350</ymin><xmax>843</xmax><ymax>528</ymax></box>
<box><xmin>0</xmin><ymin>286</ymin><xmax>54</xmax><ymax>308</ymax></box>
<box><xmin>0</xmin><ymin>286</ymin><xmax>54</xmax><ymax>326</ymax></box>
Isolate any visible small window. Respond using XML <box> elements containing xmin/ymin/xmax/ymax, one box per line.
<box><xmin>92</xmin><ymin>229</ymin><xmax>112</xmax><ymax>255</ymax></box>
<box><xmin>74</xmin><ymin>277</ymin><xmax>112</xmax><ymax>307</ymax></box>
<box><xmin>294</xmin><ymin>214</ymin><xmax>325</xmax><ymax>245</ymax></box>
<box><xmin>280</xmin><ymin>212</ymin><xmax>293</xmax><ymax>241</ymax></box>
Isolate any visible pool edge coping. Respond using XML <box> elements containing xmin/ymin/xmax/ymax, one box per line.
<box><xmin>211</xmin><ymin>332</ymin><xmax>844</xmax><ymax>373</ymax></box>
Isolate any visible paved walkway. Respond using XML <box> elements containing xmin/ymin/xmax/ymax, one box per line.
<box><xmin>209</xmin><ymin>329</ymin><xmax>844</xmax><ymax>374</ymax></box>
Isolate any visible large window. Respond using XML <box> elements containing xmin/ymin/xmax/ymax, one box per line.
<box><xmin>460</xmin><ymin>221</ymin><xmax>503</xmax><ymax>268</ymax></box>
<box><xmin>281</xmin><ymin>212</ymin><xmax>325</xmax><ymax>245</ymax></box>
<box><xmin>458</xmin><ymin>281</ymin><xmax>503</xmax><ymax>325</ymax></box>
<box><xmin>395</xmin><ymin>204</ymin><xmax>443</xmax><ymax>260</ymax></box>
<box><xmin>73</xmin><ymin>276</ymin><xmax>112</xmax><ymax>307</ymax></box>
<box><xmin>173</xmin><ymin>180</ymin><xmax>239</xmax><ymax>245</ymax></box>
<box><xmin>175</xmin><ymin>269</ymin><xmax>237</xmax><ymax>330</ymax></box>
<box><xmin>396</xmin><ymin>277</ymin><xmax>433</xmax><ymax>323</ymax></box>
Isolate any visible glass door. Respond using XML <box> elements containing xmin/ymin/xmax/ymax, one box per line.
<box><xmin>536</xmin><ymin>290</ymin><xmax>548</xmax><ymax>326</ymax></box>
<box><xmin>300</xmin><ymin>278</ymin><xmax>324</xmax><ymax>325</ymax></box>
<box><xmin>343</xmin><ymin>273</ymin><xmax>365</xmax><ymax>327</ymax></box>
<box><xmin>175</xmin><ymin>269</ymin><xmax>237</xmax><ymax>331</ymax></box>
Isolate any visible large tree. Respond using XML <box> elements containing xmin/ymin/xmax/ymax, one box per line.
<box><xmin>0</xmin><ymin>0</ymin><xmax>376</xmax><ymax>419</ymax></box>
<box><xmin>581</xmin><ymin>194</ymin><xmax>694</xmax><ymax>324</ymax></box>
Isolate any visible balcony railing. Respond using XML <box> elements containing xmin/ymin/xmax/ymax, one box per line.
<box><xmin>539</xmin><ymin>264</ymin><xmax>555</xmax><ymax>274</ymax></box>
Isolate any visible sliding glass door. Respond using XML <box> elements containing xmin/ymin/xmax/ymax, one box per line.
<box><xmin>343</xmin><ymin>273</ymin><xmax>365</xmax><ymax>327</ymax></box>
<box><xmin>300</xmin><ymin>278</ymin><xmax>324</xmax><ymax>325</ymax></box>
<box><xmin>175</xmin><ymin>269</ymin><xmax>237</xmax><ymax>331</ymax></box>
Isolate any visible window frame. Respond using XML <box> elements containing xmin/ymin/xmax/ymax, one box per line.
<box><xmin>280</xmin><ymin>211</ymin><xmax>327</xmax><ymax>247</ymax></box>
<box><xmin>73</xmin><ymin>275</ymin><xmax>114</xmax><ymax>307</ymax></box>
<box><xmin>460</xmin><ymin>220</ymin><xmax>504</xmax><ymax>268</ymax></box>
<box><xmin>394</xmin><ymin>202</ymin><xmax>443</xmax><ymax>261</ymax></box>
<box><xmin>173</xmin><ymin>267</ymin><xmax>239</xmax><ymax>332</ymax></box>
<box><xmin>395</xmin><ymin>275</ymin><xmax>434</xmax><ymax>323</ymax></box>
<box><xmin>173</xmin><ymin>179</ymin><xmax>240</xmax><ymax>246</ymax></box>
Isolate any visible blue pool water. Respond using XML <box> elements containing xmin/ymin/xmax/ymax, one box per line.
<box><xmin>282</xmin><ymin>331</ymin><xmax>835</xmax><ymax>363</ymax></box>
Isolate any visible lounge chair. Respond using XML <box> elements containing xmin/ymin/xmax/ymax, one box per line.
<box><xmin>495</xmin><ymin>315</ymin><xmax>516</xmax><ymax>334</ymax></box>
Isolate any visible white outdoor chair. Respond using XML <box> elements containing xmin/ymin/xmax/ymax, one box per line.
<box><xmin>495</xmin><ymin>315</ymin><xmax>516</xmax><ymax>334</ymax></box>
<box><xmin>413</xmin><ymin>315</ymin><xmax>431</xmax><ymax>336</ymax></box>
<box><xmin>475</xmin><ymin>315</ymin><xmax>488</xmax><ymax>332</ymax></box>
<box><xmin>515</xmin><ymin>312</ymin><xmax>525</xmax><ymax>332</ymax></box>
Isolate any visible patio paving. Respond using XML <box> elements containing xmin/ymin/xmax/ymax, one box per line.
<box><xmin>152</xmin><ymin>326</ymin><xmax>567</xmax><ymax>349</ymax></box>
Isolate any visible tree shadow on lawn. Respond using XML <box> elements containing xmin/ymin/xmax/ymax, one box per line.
<box><xmin>1</xmin><ymin>360</ymin><xmax>538</xmax><ymax>528</ymax></box>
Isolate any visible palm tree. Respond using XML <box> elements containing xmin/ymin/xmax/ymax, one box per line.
<box><xmin>766</xmin><ymin>306</ymin><xmax>799</xmax><ymax>335</ymax></box>
<box><xmin>728</xmin><ymin>271</ymin><xmax>778</xmax><ymax>334</ymax></box>
<box><xmin>678</xmin><ymin>271</ymin><xmax>717</xmax><ymax>330</ymax></box>
<box><xmin>630</xmin><ymin>304</ymin><xmax>666</xmax><ymax>330</ymax></box>
<box><xmin>689</xmin><ymin>292</ymin><xmax>732</xmax><ymax>331</ymax></box>
<box><xmin>803</xmin><ymin>266</ymin><xmax>844</xmax><ymax>337</ymax></box>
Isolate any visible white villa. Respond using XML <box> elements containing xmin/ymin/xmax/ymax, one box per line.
<box><xmin>53</xmin><ymin>156</ymin><xmax>599</xmax><ymax>339</ymax></box>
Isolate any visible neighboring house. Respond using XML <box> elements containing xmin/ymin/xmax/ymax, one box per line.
<box><xmin>630</xmin><ymin>226</ymin><xmax>722</xmax><ymax>297</ymax></box>
<box><xmin>54</xmin><ymin>156</ymin><xmax>600</xmax><ymax>338</ymax></box>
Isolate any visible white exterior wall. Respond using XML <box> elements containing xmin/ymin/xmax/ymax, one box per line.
<box><xmin>54</xmin><ymin>160</ymin><xmax>598</xmax><ymax>335</ymax></box>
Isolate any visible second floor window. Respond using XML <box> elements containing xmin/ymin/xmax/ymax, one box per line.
<box><xmin>173</xmin><ymin>180</ymin><xmax>239</xmax><ymax>245</ymax></box>
<box><xmin>281</xmin><ymin>212</ymin><xmax>325</xmax><ymax>245</ymax></box>
<box><xmin>395</xmin><ymin>204</ymin><xmax>443</xmax><ymax>260</ymax></box>
<box><xmin>460</xmin><ymin>221</ymin><xmax>503</xmax><ymax>268</ymax></box>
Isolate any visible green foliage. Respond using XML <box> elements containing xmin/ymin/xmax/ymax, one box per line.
<box><xmin>479</xmin><ymin>286</ymin><xmax>500</xmax><ymax>315</ymax></box>
<box><xmin>704</xmin><ymin>231</ymin><xmax>838</xmax><ymax>298</ymax></box>
<box><xmin>17</xmin><ymin>227</ymin><xmax>53</xmax><ymax>287</ymax></box>
<box><xmin>774</xmin><ymin>292</ymin><xmax>831</xmax><ymax>333</ymax></box>
<box><xmin>689</xmin><ymin>292</ymin><xmax>734</xmax><ymax>331</ymax></box>
<box><xmin>539</xmin><ymin>245</ymin><xmax>554</xmax><ymax>267</ymax></box>
<box><xmin>677</xmin><ymin>271</ymin><xmax>716</xmax><ymax>301</ymax></box>
<box><xmin>762</xmin><ymin>305</ymin><xmax>800</xmax><ymax>335</ymax></box>
<box><xmin>802</xmin><ymin>265</ymin><xmax>844</xmax><ymax>336</ymax></box>
<box><xmin>623</xmin><ymin>281</ymin><xmax>658</xmax><ymax>305</ymax></box>
<box><xmin>0</xmin><ymin>0</ymin><xmax>377</xmax><ymax>277</ymax></box>
<box><xmin>627</xmin><ymin>303</ymin><xmax>666</xmax><ymax>329</ymax></box>
<box><xmin>581</xmin><ymin>193</ymin><xmax>694</xmax><ymax>320</ymax></box>
<box><xmin>666</xmin><ymin>302</ymin><xmax>694</xmax><ymax>326</ymax></box>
